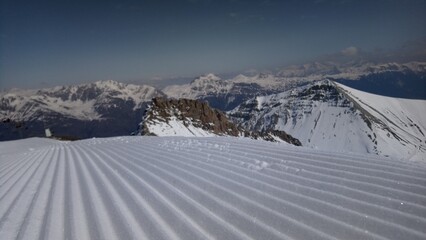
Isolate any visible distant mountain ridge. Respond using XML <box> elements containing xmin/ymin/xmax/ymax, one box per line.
<box><xmin>1</xmin><ymin>60</ymin><xmax>424</xmax><ymax>158</ymax></box>
<box><xmin>0</xmin><ymin>80</ymin><xmax>164</xmax><ymax>140</ymax></box>
<box><xmin>164</xmin><ymin>61</ymin><xmax>426</xmax><ymax>112</ymax></box>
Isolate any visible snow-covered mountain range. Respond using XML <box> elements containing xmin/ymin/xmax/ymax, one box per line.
<box><xmin>1</xmin><ymin>61</ymin><xmax>424</xmax><ymax>161</ymax></box>
<box><xmin>163</xmin><ymin>73</ymin><xmax>279</xmax><ymax>111</ymax></box>
<box><xmin>0</xmin><ymin>80</ymin><xmax>164</xmax><ymax>140</ymax></box>
<box><xmin>229</xmin><ymin>80</ymin><xmax>426</xmax><ymax>161</ymax></box>
<box><xmin>164</xmin><ymin>61</ymin><xmax>426</xmax><ymax>112</ymax></box>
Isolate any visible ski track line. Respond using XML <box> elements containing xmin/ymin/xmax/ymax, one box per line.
<box><xmin>128</xmin><ymin>142</ymin><xmax>425</xmax><ymax>240</ymax></box>
<box><xmin>64</xmin><ymin>146</ymin><xmax>91</xmax><ymax>240</ymax></box>
<box><xmin>218</xmin><ymin>139</ymin><xmax>426</xmax><ymax>186</ymax></box>
<box><xmin>117</xmin><ymin>143</ymin><xmax>368</xmax><ymax>240</ymax></box>
<box><xmin>70</xmin><ymin>145</ymin><xmax>121</xmax><ymax>240</ymax></box>
<box><xmin>82</xmin><ymin>138</ymin><xmax>223</xmax><ymax>239</ymax></box>
<box><xmin>146</xmin><ymin>138</ymin><xmax>425</xmax><ymax>183</ymax></box>
<box><xmin>0</xmin><ymin>152</ymin><xmax>36</xmax><ymax>176</ymax></box>
<box><xmin>72</xmin><ymin>145</ymin><xmax>147</xmax><ymax>240</ymax></box>
<box><xmin>83</xmin><ymin>147</ymin><xmax>203</xmax><ymax>240</ymax></box>
<box><xmin>102</xmin><ymin>145</ymin><xmax>303</xmax><ymax>240</ymax></box>
<box><xmin>162</xmin><ymin>139</ymin><xmax>426</xmax><ymax>213</ymax></box>
<box><xmin>0</xmin><ymin>147</ymin><xmax>56</xmax><ymax>239</ymax></box>
<box><xmin>38</xmin><ymin>146</ymin><xmax>65</xmax><ymax>240</ymax></box>
<box><xmin>95</xmin><ymin>144</ymin><xmax>262</xmax><ymax>240</ymax></box>
<box><xmin>1</xmin><ymin>136</ymin><xmax>426</xmax><ymax>240</ymax></box>
<box><xmin>150</xmin><ymin>138</ymin><xmax>426</xmax><ymax>226</ymax></box>
<box><xmin>159</xmin><ymin>136</ymin><xmax>422</xmax><ymax>173</ymax></box>
<box><xmin>89</xmin><ymin>144</ymin><xmax>243</xmax><ymax>240</ymax></box>
<box><xmin>68</xmin><ymin>146</ymin><xmax>103</xmax><ymax>240</ymax></box>
<box><xmin>15</xmin><ymin>147</ymin><xmax>58</xmax><ymax>240</ymax></box>
<box><xmin>218</xmin><ymin>138</ymin><xmax>426</xmax><ymax>176</ymax></box>
<box><xmin>76</xmin><ymin>146</ymin><xmax>176</xmax><ymax>239</ymax></box>
<box><xmin>17</xmin><ymin>146</ymin><xmax>60</xmax><ymax>240</ymax></box>
<box><xmin>0</xmin><ymin>149</ymin><xmax>46</xmax><ymax>188</ymax></box>
<box><xmin>63</xmin><ymin>146</ymin><xmax>75</xmax><ymax>240</ymax></box>
<box><xmin>0</xmin><ymin>147</ymin><xmax>51</xmax><ymax>221</ymax></box>
<box><xmin>210</xmin><ymin>140</ymin><xmax>426</xmax><ymax>196</ymax></box>
<box><xmin>149</xmin><ymin>141</ymin><xmax>426</xmax><ymax>232</ymax></box>
<box><xmin>146</xmin><ymin>138</ymin><xmax>424</xmax><ymax>190</ymax></box>
<box><xmin>199</xmin><ymin>143</ymin><xmax>426</xmax><ymax>209</ymax></box>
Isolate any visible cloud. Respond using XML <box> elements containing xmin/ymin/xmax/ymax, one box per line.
<box><xmin>316</xmin><ymin>38</ymin><xmax>426</xmax><ymax>64</ymax></box>
<box><xmin>229</xmin><ymin>12</ymin><xmax>238</xmax><ymax>18</ymax></box>
<box><xmin>341</xmin><ymin>46</ymin><xmax>359</xmax><ymax>56</ymax></box>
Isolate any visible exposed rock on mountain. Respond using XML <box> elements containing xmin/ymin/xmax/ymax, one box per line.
<box><xmin>140</xmin><ymin>97</ymin><xmax>302</xmax><ymax>145</ymax></box>
<box><xmin>141</xmin><ymin>97</ymin><xmax>240</xmax><ymax>137</ymax></box>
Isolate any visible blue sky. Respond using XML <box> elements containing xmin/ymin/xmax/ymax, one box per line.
<box><xmin>1</xmin><ymin>0</ymin><xmax>425</xmax><ymax>89</ymax></box>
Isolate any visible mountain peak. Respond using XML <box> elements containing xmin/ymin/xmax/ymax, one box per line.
<box><xmin>191</xmin><ymin>73</ymin><xmax>221</xmax><ymax>83</ymax></box>
<box><xmin>93</xmin><ymin>79</ymin><xmax>124</xmax><ymax>89</ymax></box>
<box><xmin>204</xmin><ymin>73</ymin><xmax>221</xmax><ymax>80</ymax></box>
<box><xmin>229</xmin><ymin>80</ymin><xmax>426</xmax><ymax>161</ymax></box>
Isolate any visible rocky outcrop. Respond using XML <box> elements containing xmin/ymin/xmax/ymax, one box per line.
<box><xmin>141</xmin><ymin>97</ymin><xmax>240</xmax><ymax>136</ymax></box>
<box><xmin>140</xmin><ymin>97</ymin><xmax>302</xmax><ymax>146</ymax></box>
<box><xmin>245</xmin><ymin>130</ymin><xmax>302</xmax><ymax>146</ymax></box>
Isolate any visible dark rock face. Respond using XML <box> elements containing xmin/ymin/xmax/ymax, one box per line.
<box><xmin>141</xmin><ymin>97</ymin><xmax>240</xmax><ymax>136</ymax></box>
<box><xmin>246</xmin><ymin>130</ymin><xmax>302</xmax><ymax>146</ymax></box>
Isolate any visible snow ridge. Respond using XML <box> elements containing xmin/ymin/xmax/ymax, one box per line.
<box><xmin>1</xmin><ymin>136</ymin><xmax>426</xmax><ymax>240</ymax></box>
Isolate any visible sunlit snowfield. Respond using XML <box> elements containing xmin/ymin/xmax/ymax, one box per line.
<box><xmin>1</xmin><ymin>136</ymin><xmax>426</xmax><ymax>240</ymax></box>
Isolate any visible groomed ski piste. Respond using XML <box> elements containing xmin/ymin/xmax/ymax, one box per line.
<box><xmin>1</xmin><ymin>136</ymin><xmax>426</xmax><ymax>240</ymax></box>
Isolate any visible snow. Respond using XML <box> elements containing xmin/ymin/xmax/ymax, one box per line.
<box><xmin>0</xmin><ymin>80</ymin><xmax>161</xmax><ymax>122</ymax></box>
<box><xmin>1</xmin><ymin>136</ymin><xmax>426</xmax><ymax>240</ymax></box>
<box><xmin>163</xmin><ymin>73</ymin><xmax>233</xmax><ymax>99</ymax></box>
<box><xmin>231</xmin><ymin>80</ymin><xmax>426</xmax><ymax>161</ymax></box>
<box><xmin>335</xmin><ymin>83</ymin><xmax>426</xmax><ymax>161</ymax></box>
<box><xmin>147</xmin><ymin>117</ymin><xmax>217</xmax><ymax>137</ymax></box>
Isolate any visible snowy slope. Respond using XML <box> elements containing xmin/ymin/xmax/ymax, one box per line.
<box><xmin>336</xmin><ymin>82</ymin><xmax>426</xmax><ymax>160</ymax></box>
<box><xmin>146</xmin><ymin>116</ymin><xmax>217</xmax><ymax>137</ymax></box>
<box><xmin>229</xmin><ymin>80</ymin><xmax>426</xmax><ymax>161</ymax></box>
<box><xmin>1</xmin><ymin>136</ymin><xmax>426</xmax><ymax>240</ymax></box>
